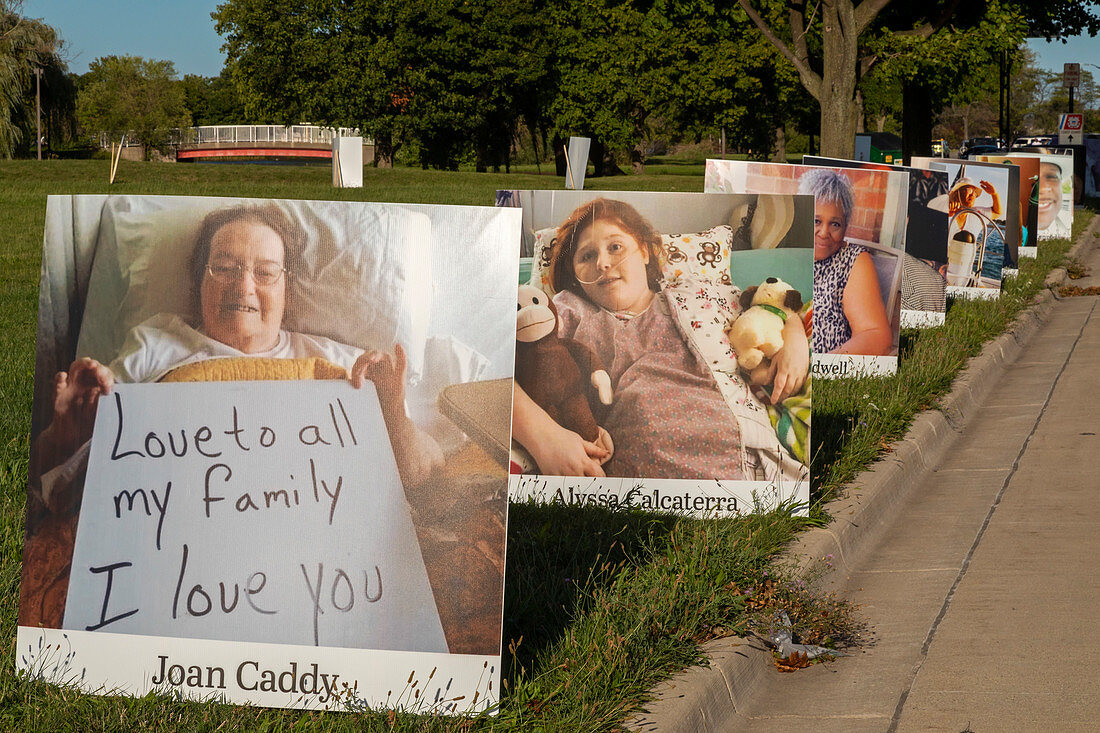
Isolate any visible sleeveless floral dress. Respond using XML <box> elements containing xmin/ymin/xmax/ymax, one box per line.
<box><xmin>812</xmin><ymin>242</ymin><xmax>867</xmax><ymax>354</ymax></box>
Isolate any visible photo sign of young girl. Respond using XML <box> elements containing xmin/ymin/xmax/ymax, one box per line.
<box><xmin>804</xmin><ymin>156</ymin><xmax>950</xmax><ymax>329</ymax></box>
<box><xmin>18</xmin><ymin>195</ymin><xmax>518</xmax><ymax>714</ymax></box>
<box><xmin>499</xmin><ymin>190</ymin><xmax>813</xmax><ymax>518</ymax></box>
<box><xmin>911</xmin><ymin>157</ymin><xmax>1018</xmax><ymax>299</ymax></box>
<box><xmin>705</xmin><ymin>160</ymin><xmax>907</xmax><ymax>378</ymax></box>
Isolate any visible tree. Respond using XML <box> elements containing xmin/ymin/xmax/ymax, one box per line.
<box><xmin>645</xmin><ymin>1</ymin><xmax>809</xmax><ymax>162</ymax></box>
<box><xmin>543</xmin><ymin>0</ymin><xmax>809</xmax><ymax>173</ymax></box>
<box><xmin>76</xmin><ymin>55</ymin><xmax>190</xmax><ymax>156</ymax></box>
<box><xmin>213</xmin><ymin>0</ymin><xmax>339</xmax><ymax>126</ymax></box>
<box><xmin>863</xmin><ymin>3</ymin><xmax>1026</xmax><ymax>159</ymax></box>
<box><xmin>736</xmin><ymin>0</ymin><xmax>1100</xmax><ymax>159</ymax></box>
<box><xmin>180</xmin><ymin>70</ymin><xmax>246</xmax><ymax>126</ymax></box>
<box><xmin>542</xmin><ymin>0</ymin><xmax>653</xmax><ymax>175</ymax></box>
<box><xmin>216</xmin><ymin>0</ymin><xmax>548</xmax><ymax>169</ymax></box>
<box><xmin>0</xmin><ymin>1</ymin><xmax>68</xmax><ymax>158</ymax></box>
<box><xmin>388</xmin><ymin>0</ymin><xmax>548</xmax><ymax>170</ymax></box>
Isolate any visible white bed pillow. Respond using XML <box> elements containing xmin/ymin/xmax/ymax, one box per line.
<box><xmin>75</xmin><ymin>195</ymin><xmax>433</xmax><ymax>379</ymax></box>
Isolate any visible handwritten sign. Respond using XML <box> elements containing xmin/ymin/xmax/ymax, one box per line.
<box><xmin>63</xmin><ymin>381</ymin><xmax>447</xmax><ymax>654</ymax></box>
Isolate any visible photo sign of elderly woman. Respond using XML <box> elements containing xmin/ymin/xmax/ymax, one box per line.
<box><xmin>798</xmin><ymin>169</ymin><xmax>892</xmax><ymax>357</ymax></box>
<box><xmin>32</xmin><ymin>204</ymin><xmax>443</xmax><ymax>517</ymax></box>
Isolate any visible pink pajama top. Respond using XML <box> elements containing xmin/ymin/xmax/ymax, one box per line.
<box><xmin>553</xmin><ymin>289</ymin><xmax>746</xmax><ymax>481</ymax></box>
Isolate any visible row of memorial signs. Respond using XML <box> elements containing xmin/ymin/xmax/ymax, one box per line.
<box><xmin>18</xmin><ymin>151</ymin><xmax>1075</xmax><ymax>714</ymax></box>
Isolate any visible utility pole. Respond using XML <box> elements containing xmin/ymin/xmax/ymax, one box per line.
<box><xmin>35</xmin><ymin>67</ymin><xmax>42</xmax><ymax>160</ymax></box>
<box><xmin>998</xmin><ymin>51</ymin><xmax>1007</xmax><ymax>145</ymax></box>
<box><xmin>998</xmin><ymin>49</ymin><xmax>1013</xmax><ymax>147</ymax></box>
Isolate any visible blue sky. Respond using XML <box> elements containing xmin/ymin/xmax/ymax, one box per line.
<box><xmin>24</xmin><ymin>0</ymin><xmax>225</xmax><ymax>78</ymax></box>
<box><xmin>22</xmin><ymin>0</ymin><xmax>1100</xmax><ymax>80</ymax></box>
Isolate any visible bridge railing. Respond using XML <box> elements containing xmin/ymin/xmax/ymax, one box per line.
<box><xmin>172</xmin><ymin>125</ymin><xmax>365</xmax><ymax>146</ymax></box>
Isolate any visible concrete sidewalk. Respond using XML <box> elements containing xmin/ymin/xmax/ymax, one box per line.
<box><xmin>633</xmin><ymin>220</ymin><xmax>1100</xmax><ymax>731</ymax></box>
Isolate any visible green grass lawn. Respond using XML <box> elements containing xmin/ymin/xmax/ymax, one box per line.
<box><xmin>0</xmin><ymin>159</ymin><xmax>810</xmax><ymax>731</ymax></box>
<box><xmin>0</xmin><ymin>159</ymin><xmax>1092</xmax><ymax>731</ymax></box>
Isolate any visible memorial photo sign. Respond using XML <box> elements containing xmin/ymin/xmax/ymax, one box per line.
<box><xmin>500</xmin><ymin>190</ymin><xmax>813</xmax><ymax>517</ymax></box>
<box><xmin>993</xmin><ymin>151</ymin><xmax>1074</xmax><ymax>241</ymax></box>
<box><xmin>975</xmin><ymin>154</ymin><xmax>1040</xmax><ymax>258</ymax></box>
<box><xmin>706</xmin><ymin>159</ymin><xmax>907</xmax><ymax>377</ymax></box>
<box><xmin>19</xmin><ymin>195</ymin><xmax>520</xmax><ymax>713</ymax></box>
<box><xmin>911</xmin><ymin>157</ymin><xmax>1018</xmax><ymax>299</ymax></box>
<box><xmin>804</xmin><ymin>156</ymin><xmax>950</xmax><ymax>328</ymax></box>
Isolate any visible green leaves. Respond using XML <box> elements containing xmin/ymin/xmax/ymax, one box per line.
<box><xmin>75</xmin><ymin>55</ymin><xmax>190</xmax><ymax>154</ymax></box>
<box><xmin>0</xmin><ymin>4</ymin><xmax>66</xmax><ymax>158</ymax></box>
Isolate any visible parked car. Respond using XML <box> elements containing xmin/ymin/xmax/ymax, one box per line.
<box><xmin>931</xmin><ymin>139</ymin><xmax>950</xmax><ymax>157</ymax></box>
<box><xmin>1011</xmin><ymin>135</ymin><xmax>1054</xmax><ymax>149</ymax></box>
<box><xmin>959</xmin><ymin>136</ymin><xmax>1003</xmax><ymax>158</ymax></box>
<box><xmin>963</xmin><ymin>144</ymin><xmax>1003</xmax><ymax>159</ymax></box>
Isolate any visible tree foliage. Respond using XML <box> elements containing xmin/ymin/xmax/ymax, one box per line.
<box><xmin>208</xmin><ymin>0</ymin><xmax>1097</xmax><ymax>170</ymax></box>
<box><xmin>179</xmin><ymin>70</ymin><xmax>246</xmax><ymax>126</ymax></box>
<box><xmin>212</xmin><ymin>0</ymin><xmax>810</xmax><ymax>170</ymax></box>
<box><xmin>0</xmin><ymin>0</ymin><xmax>68</xmax><ymax>158</ymax></box>
<box><xmin>76</xmin><ymin>55</ymin><xmax>190</xmax><ymax>154</ymax></box>
<box><xmin>736</xmin><ymin>0</ymin><xmax>1099</xmax><ymax>159</ymax></box>
<box><xmin>215</xmin><ymin>0</ymin><xmax>548</xmax><ymax>169</ymax></box>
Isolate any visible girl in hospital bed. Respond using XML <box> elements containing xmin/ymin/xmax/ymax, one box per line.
<box><xmin>511</xmin><ymin>198</ymin><xmax>809</xmax><ymax>481</ymax></box>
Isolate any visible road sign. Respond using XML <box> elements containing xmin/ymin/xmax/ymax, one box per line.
<box><xmin>1058</xmin><ymin>113</ymin><xmax>1084</xmax><ymax>145</ymax></box>
<box><xmin>1063</xmin><ymin>63</ymin><xmax>1081</xmax><ymax>88</ymax></box>
<box><xmin>1059</xmin><ymin>114</ymin><xmax>1084</xmax><ymax>132</ymax></box>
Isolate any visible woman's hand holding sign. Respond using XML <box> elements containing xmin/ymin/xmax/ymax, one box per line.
<box><xmin>350</xmin><ymin>344</ymin><xmax>442</xmax><ymax>488</ymax></box>
<box><xmin>54</xmin><ymin>358</ymin><xmax>114</xmax><ymax>445</ymax></box>
<box><xmin>37</xmin><ymin>358</ymin><xmax>113</xmax><ymax>473</ymax></box>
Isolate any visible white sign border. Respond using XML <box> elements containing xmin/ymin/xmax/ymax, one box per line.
<box><xmin>17</xmin><ymin>626</ymin><xmax>500</xmax><ymax>714</ymax></box>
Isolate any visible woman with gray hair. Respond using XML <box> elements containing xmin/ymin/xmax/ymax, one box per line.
<box><xmin>798</xmin><ymin>168</ymin><xmax>891</xmax><ymax>355</ymax></box>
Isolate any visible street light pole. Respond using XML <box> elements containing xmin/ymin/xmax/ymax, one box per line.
<box><xmin>35</xmin><ymin>67</ymin><xmax>42</xmax><ymax>161</ymax></box>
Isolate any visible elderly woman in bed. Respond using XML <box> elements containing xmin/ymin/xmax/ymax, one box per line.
<box><xmin>34</xmin><ymin>204</ymin><xmax>442</xmax><ymax>492</ymax></box>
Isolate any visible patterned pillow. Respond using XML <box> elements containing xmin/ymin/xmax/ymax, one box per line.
<box><xmin>527</xmin><ymin>223</ymin><xmax>735</xmax><ymax>295</ymax></box>
<box><xmin>662</xmin><ymin>225</ymin><xmax>734</xmax><ymax>286</ymax></box>
<box><xmin>527</xmin><ymin>226</ymin><xmax>559</xmax><ymax>294</ymax></box>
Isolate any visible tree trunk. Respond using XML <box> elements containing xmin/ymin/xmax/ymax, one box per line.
<box><xmin>553</xmin><ymin>134</ymin><xmax>567</xmax><ymax>177</ymax></box>
<box><xmin>771</xmin><ymin>126</ymin><xmax>786</xmax><ymax>163</ymax></box>
<box><xmin>901</xmin><ymin>80</ymin><xmax>934</xmax><ymax>164</ymax></box>
<box><xmin>816</xmin><ymin>2</ymin><xmax>861</xmax><ymax>159</ymax></box>
<box><xmin>630</xmin><ymin>144</ymin><xmax>645</xmax><ymax>175</ymax></box>
<box><xmin>373</xmin><ymin>132</ymin><xmax>394</xmax><ymax>168</ymax></box>
<box><xmin>591</xmin><ymin>139</ymin><xmax>606</xmax><ymax>177</ymax></box>
<box><xmin>600</xmin><ymin>144</ymin><xmax>625</xmax><ymax>176</ymax></box>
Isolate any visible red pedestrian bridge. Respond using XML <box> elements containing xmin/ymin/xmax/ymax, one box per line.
<box><xmin>173</xmin><ymin>125</ymin><xmax>370</xmax><ymax>162</ymax></box>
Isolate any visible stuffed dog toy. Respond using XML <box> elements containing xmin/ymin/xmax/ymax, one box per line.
<box><xmin>727</xmin><ymin>277</ymin><xmax>803</xmax><ymax>386</ymax></box>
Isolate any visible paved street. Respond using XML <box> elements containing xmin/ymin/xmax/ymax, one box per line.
<box><xmin>731</xmin><ymin>248</ymin><xmax>1100</xmax><ymax>731</ymax></box>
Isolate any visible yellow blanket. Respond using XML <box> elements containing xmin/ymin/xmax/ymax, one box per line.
<box><xmin>160</xmin><ymin>357</ymin><xmax>348</xmax><ymax>383</ymax></box>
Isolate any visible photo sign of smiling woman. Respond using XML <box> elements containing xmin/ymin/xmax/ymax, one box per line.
<box><xmin>706</xmin><ymin>160</ymin><xmax>909</xmax><ymax>378</ymax></box>
<box><xmin>19</xmin><ymin>195</ymin><xmax>519</xmax><ymax>714</ymax></box>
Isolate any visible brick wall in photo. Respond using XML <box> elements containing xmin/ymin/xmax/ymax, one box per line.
<box><xmin>744</xmin><ymin>164</ymin><xmax>889</xmax><ymax>244</ymax></box>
